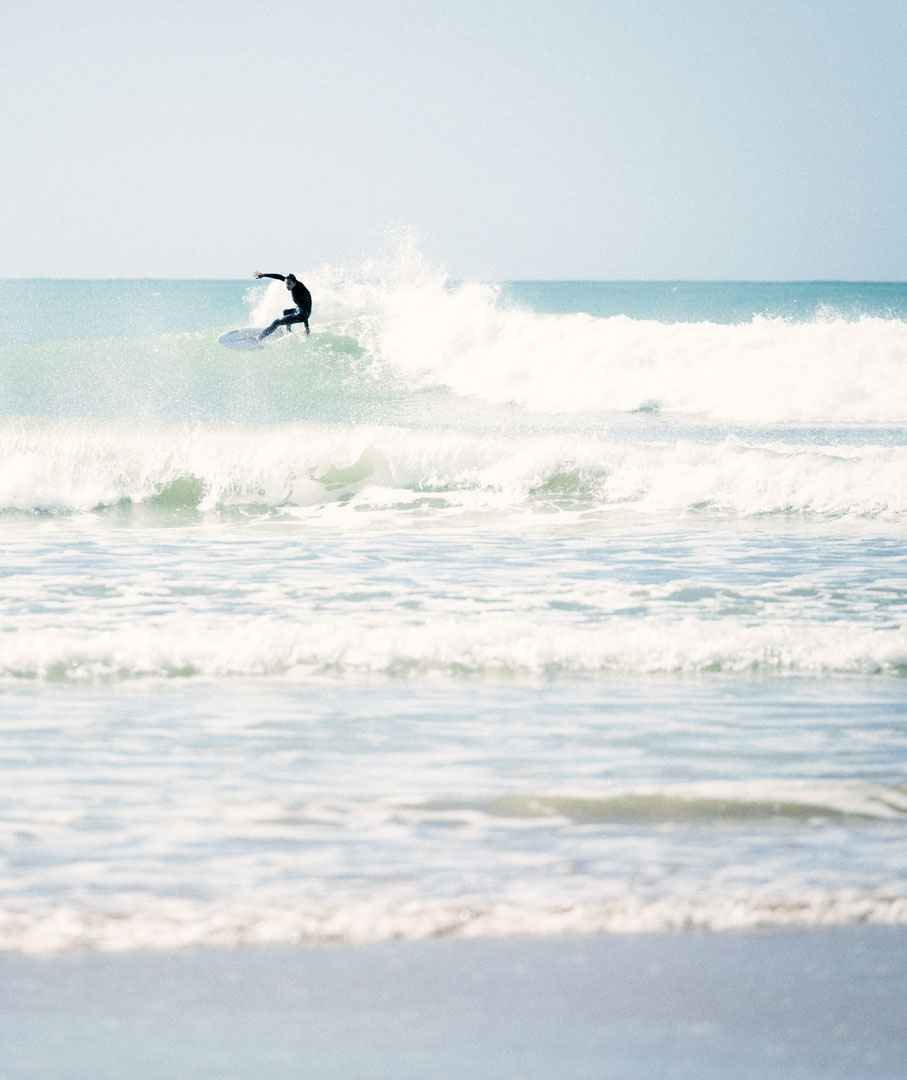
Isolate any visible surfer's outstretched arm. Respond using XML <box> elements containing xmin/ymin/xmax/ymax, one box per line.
<box><xmin>255</xmin><ymin>272</ymin><xmax>286</xmax><ymax>282</ymax></box>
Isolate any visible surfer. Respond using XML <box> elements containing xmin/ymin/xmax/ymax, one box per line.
<box><xmin>255</xmin><ymin>271</ymin><xmax>312</xmax><ymax>339</ymax></box>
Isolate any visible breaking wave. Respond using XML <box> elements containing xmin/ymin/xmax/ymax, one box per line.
<box><xmin>2</xmin><ymin>418</ymin><xmax>907</xmax><ymax>522</ymax></box>
<box><xmin>2</xmin><ymin>245</ymin><xmax>907</xmax><ymax>427</ymax></box>
<box><xmin>2</xmin><ymin>616</ymin><xmax>905</xmax><ymax>683</ymax></box>
<box><xmin>372</xmin><ymin>300</ymin><xmax>907</xmax><ymax>425</ymax></box>
<box><xmin>3</xmin><ymin>890</ymin><xmax>907</xmax><ymax>953</ymax></box>
<box><xmin>280</xmin><ymin>250</ymin><xmax>907</xmax><ymax>424</ymax></box>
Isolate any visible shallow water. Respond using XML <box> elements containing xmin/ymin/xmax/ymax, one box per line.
<box><xmin>1</xmin><ymin>257</ymin><xmax>905</xmax><ymax>950</ymax></box>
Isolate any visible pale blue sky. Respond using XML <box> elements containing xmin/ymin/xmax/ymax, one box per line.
<box><xmin>2</xmin><ymin>0</ymin><xmax>904</xmax><ymax>279</ymax></box>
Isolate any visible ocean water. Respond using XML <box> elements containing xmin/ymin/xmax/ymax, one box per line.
<box><xmin>1</xmin><ymin>249</ymin><xmax>906</xmax><ymax>952</ymax></box>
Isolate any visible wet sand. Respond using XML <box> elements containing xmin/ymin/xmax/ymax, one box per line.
<box><xmin>2</xmin><ymin>927</ymin><xmax>905</xmax><ymax>1079</ymax></box>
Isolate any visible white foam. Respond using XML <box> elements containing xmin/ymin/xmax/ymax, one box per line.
<box><xmin>2</xmin><ymin>418</ymin><xmax>907</xmax><ymax>522</ymax></box>
<box><xmin>378</xmin><ymin>302</ymin><xmax>907</xmax><ymax>423</ymax></box>
<box><xmin>1</xmin><ymin>614</ymin><xmax>904</xmax><ymax>683</ymax></box>
<box><xmin>3</xmin><ymin>890</ymin><xmax>906</xmax><ymax>953</ymax></box>
<box><xmin>253</xmin><ymin>242</ymin><xmax>907</xmax><ymax>424</ymax></box>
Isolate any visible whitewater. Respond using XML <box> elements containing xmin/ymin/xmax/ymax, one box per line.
<box><xmin>1</xmin><ymin>248</ymin><xmax>906</xmax><ymax>953</ymax></box>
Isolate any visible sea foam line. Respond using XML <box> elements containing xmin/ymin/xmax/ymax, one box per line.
<box><xmin>2</xmin><ymin>617</ymin><xmax>905</xmax><ymax>682</ymax></box>
<box><xmin>3</xmin><ymin>890</ymin><xmax>907</xmax><ymax>953</ymax></box>
<box><xmin>3</xmin><ymin>419</ymin><xmax>907</xmax><ymax>520</ymax></box>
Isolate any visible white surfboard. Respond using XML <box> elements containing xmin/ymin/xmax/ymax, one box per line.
<box><xmin>218</xmin><ymin>327</ymin><xmax>288</xmax><ymax>350</ymax></box>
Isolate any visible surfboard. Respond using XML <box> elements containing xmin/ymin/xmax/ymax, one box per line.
<box><xmin>218</xmin><ymin>327</ymin><xmax>288</xmax><ymax>350</ymax></box>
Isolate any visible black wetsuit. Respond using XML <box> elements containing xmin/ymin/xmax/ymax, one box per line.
<box><xmin>258</xmin><ymin>273</ymin><xmax>312</xmax><ymax>338</ymax></box>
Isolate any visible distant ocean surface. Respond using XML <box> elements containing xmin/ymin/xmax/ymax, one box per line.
<box><xmin>1</xmin><ymin>250</ymin><xmax>906</xmax><ymax>952</ymax></box>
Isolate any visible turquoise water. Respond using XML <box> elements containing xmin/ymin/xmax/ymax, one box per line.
<box><xmin>504</xmin><ymin>279</ymin><xmax>907</xmax><ymax>322</ymax></box>
<box><xmin>1</xmin><ymin>255</ymin><xmax>906</xmax><ymax>951</ymax></box>
<box><xmin>4</xmin><ymin>278</ymin><xmax>907</xmax><ymax>346</ymax></box>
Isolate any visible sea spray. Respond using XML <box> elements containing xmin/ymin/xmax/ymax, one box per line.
<box><xmin>6</xmin><ymin>248</ymin><xmax>907</xmax><ymax>426</ymax></box>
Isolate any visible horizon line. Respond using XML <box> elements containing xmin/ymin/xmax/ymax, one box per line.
<box><xmin>3</xmin><ymin>276</ymin><xmax>907</xmax><ymax>285</ymax></box>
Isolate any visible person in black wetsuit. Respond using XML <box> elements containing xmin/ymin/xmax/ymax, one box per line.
<box><xmin>255</xmin><ymin>271</ymin><xmax>312</xmax><ymax>339</ymax></box>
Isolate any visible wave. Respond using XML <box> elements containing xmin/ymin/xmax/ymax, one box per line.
<box><xmin>370</xmin><ymin>297</ymin><xmax>907</xmax><ymax>425</ymax></box>
<box><xmin>3</xmin><ymin>418</ymin><xmax>907</xmax><ymax>521</ymax></box>
<box><xmin>424</xmin><ymin>783</ymin><xmax>907</xmax><ymax>824</ymax></box>
<box><xmin>3</xmin><ymin>247</ymin><xmax>907</xmax><ymax>427</ymax></box>
<box><xmin>0</xmin><ymin>328</ymin><xmax>378</xmax><ymax>425</ymax></box>
<box><xmin>3</xmin><ymin>890</ymin><xmax>906</xmax><ymax>952</ymax></box>
<box><xmin>2</xmin><ymin>615</ymin><xmax>905</xmax><ymax>682</ymax></box>
<box><xmin>261</xmin><ymin>247</ymin><xmax>907</xmax><ymax>425</ymax></box>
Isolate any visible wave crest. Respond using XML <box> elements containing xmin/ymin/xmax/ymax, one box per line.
<box><xmin>2</xmin><ymin>616</ymin><xmax>905</xmax><ymax>683</ymax></box>
<box><xmin>4</xmin><ymin>246</ymin><xmax>907</xmax><ymax>426</ymax></box>
<box><xmin>374</xmin><ymin>300</ymin><xmax>907</xmax><ymax>423</ymax></box>
<box><xmin>4</xmin><ymin>890</ymin><xmax>907</xmax><ymax>952</ymax></box>
<box><xmin>3</xmin><ymin>419</ymin><xmax>907</xmax><ymax>522</ymax></box>
<box><xmin>279</xmin><ymin>247</ymin><xmax>907</xmax><ymax>424</ymax></box>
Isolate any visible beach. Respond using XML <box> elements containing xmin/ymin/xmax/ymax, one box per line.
<box><xmin>4</xmin><ymin>929</ymin><xmax>906</xmax><ymax>1079</ymax></box>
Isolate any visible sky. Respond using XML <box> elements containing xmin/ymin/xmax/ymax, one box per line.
<box><xmin>2</xmin><ymin>0</ymin><xmax>905</xmax><ymax>279</ymax></box>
